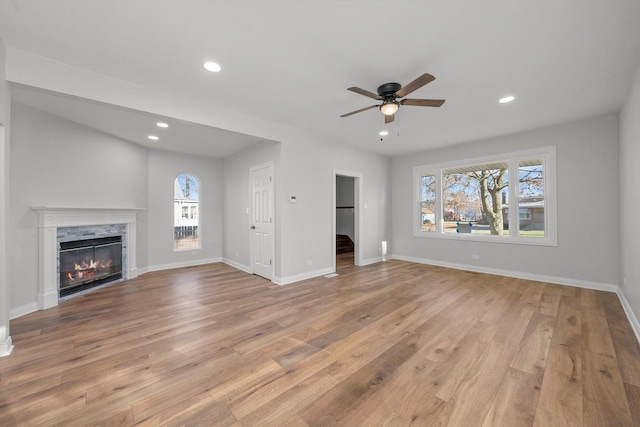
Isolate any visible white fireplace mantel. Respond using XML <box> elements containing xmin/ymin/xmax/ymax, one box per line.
<box><xmin>33</xmin><ymin>206</ymin><xmax>144</xmax><ymax>310</ymax></box>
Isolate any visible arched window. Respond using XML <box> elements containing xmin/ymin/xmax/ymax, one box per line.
<box><xmin>174</xmin><ymin>173</ymin><xmax>200</xmax><ymax>250</ymax></box>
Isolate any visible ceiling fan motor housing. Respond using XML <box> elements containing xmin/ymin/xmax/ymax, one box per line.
<box><xmin>377</xmin><ymin>82</ymin><xmax>402</xmax><ymax>98</ymax></box>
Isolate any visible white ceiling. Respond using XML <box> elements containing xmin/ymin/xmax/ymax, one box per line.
<box><xmin>10</xmin><ymin>84</ymin><xmax>270</xmax><ymax>158</ymax></box>
<box><xmin>2</xmin><ymin>0</ymin><xmax>640</xmax><ymax>158</ymax></box>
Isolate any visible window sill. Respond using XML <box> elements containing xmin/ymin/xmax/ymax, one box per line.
<box><xmin>412</xmin><ymin>231</ymin><xmax>557</xmax><ymax>246</ymax></box>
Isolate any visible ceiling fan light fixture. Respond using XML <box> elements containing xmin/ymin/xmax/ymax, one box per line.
<box><xmin>380</xmin><ymin>101</ymin><xmax>399</xmax><ymax>116</ymax></box>
<box><xmin>203</xmin><ymin>61</ymin><xmax>221</xmax><ymax>73</ymax></box>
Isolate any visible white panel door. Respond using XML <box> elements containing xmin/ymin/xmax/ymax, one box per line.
<box><xmin>250</xmin><ymin>164</ymin><xmax>273</xmax><ymax>280</ymax></box>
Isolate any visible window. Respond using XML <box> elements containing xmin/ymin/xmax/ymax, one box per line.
<box><xmin>419</xmin><ymin>174</ymin><xmax>437</xmax><ymax>232</ymax></box>
<box><xmin>442</xmin><ymin>162</ymin><xmax>508</xmax><ymax>235</ymax></box>
<box><xmin>174</xmin><ymin>173</ymin><xmax>200</xmax><ymax>250</ymax></box>
<box><xmin>518</xmin><ymin>160</ymin><xmax>544</xmax><ymax>237</ymax></box>
<box><xmin>413</xmin><ymin>147</ymin><xmax>556</xmax><ymax>245</ymax></box>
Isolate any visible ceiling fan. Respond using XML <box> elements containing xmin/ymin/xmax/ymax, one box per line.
<box><xmin>341</xmin><ymin>73</ymin><xmax>445</xmax><ymax>124</ymax></box>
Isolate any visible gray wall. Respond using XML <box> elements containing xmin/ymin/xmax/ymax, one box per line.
<box><xmin>0</xmin><ymin>38</ymin><xmax>12</xmax><ymax>353</ymax></box>
<box><xmin>620</xmin><ymin>56</ymin><xmax>640</xmax><ymax>324</ymax></box>
<box><xmin>279</xmin><ymin>136</ymin><xmax>392</xmax><ymax>280</ymax></box>
<box><xmin>392</xmin><ymin>114</ymin><xmax>620</xmax><ymax>287</ymax></box>
<box><xmin>146</xmin><ymin>149</ymin><xmax>223</xmax><ymax>269</ymax></box>
<box><xmin>9</xmin><ymin>103</ymin><xmax>148</xmax><ymax>311</ymax></box>
<box><xmin>222</xmin><ymin>141</ymin><xmax>280</xmax><ymax>273</ymax></box>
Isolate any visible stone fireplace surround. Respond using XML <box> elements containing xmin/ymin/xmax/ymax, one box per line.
<box><xmin>33</xmin><ymin>207</ymin><xmax>142</xmax><ymax>309</ymax></box>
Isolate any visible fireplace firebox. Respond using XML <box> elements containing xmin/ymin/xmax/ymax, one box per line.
<box><xmin>59</xmin><ymin>236</ymin><xmax>123</xmax><ymax>297</ymax></box>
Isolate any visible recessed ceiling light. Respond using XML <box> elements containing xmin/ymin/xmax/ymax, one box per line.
<box><xmin>148</xmin><ymin>135</ymin><xmax>159</xmax><ymax>141</ymax></box>
<box><xmin>499</xmin><ymin>96</ymin><xmax>515</xmax><ymax>104</ymax></box>
<box><xmin>204</xmin><ymin>61</ymin><xmax>221</xmax><ymax>73</ymax></box>
<box><xmin>379</xmin><ymin>130</ymin><xmax>389</xmax><ymax>136</ymax></box>
<box><xmin>156</xmin><ymin>122</ymin><xmax>169</xmax><ymax>128</ymax></box>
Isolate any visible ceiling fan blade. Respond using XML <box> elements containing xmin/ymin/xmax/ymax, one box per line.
<box><xmin>347</xmin><ymin>87</ymin><xmax>383</xmax><ymax>100</ymax></box>
<box><xmin>340</xmin><ymin>104</ymin><xmax>379</xmax><ymax>118</ymax></box>
<box><xmin>385</xmin><ymin>113</ymin><xmax>395</xmax><ymax>124</ymax></box>
<box><xmin>395</xmin><ymin>73</ymin><xmax>436</xmax><ymax>98</ymax></box>
<box><xmin>401</xmin><ymin>98</ymin><xmax>445</xmax><ymax>107</ymax></box>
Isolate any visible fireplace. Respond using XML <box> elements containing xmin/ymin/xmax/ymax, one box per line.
<box><xmin>34</xmin><ymin>207</ymin><xmax>141</xmax><ymax>310</ymax></box>
<box><xmin>59</xmin><ymin>236</ymin><xmax>123</xmax><ymax>297</ymax></box>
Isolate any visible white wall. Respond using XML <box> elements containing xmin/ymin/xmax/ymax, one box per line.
<box><xmin>278</xmin><ymin>136</ymin><xmax>392</xmax><ymax>282</ymax></box>
<box><xmin>9</xmin><ymin>103</ymin><xmax>148</xmax><ymax>312</ymax></box>
<box><xmin>222</xmin><ymin>141</ymin><xmax>280</xmax><ymax>274</ymax></box>
<box><xmin>0</xmin><ymin>38</ymin><xmax>13</xmax><ymax>355</ymax></box>
<box><xmin>392</xmin><ymin>114</ymin><xmax>620</xmax><ymax>289</ymax></box>
<box><xmin>146</xmin><ymin>149</ymin><xmax>222</xmax><ymax>270</ymax></box>
<box><xmin>619</xmin><ymin>56</ymin><xmax>640</xmax><ymax>332</ymax></box>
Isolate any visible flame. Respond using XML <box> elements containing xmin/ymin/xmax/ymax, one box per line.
<box><xmin>74</xmin><ymin>259</ymin><xmax>100</xmax><ymax>270</ymax></box>
<box><xmin>67</xmin><ymin>258</ymin><xmax>113</xmax><ymax>282</ymax></box>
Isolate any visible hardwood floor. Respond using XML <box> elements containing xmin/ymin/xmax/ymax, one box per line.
<box><xmin>1</xmin><ymin>259</ymin><xmax>639</xmax><ymax>426</ymax></box>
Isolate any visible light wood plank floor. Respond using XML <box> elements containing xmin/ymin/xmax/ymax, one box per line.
<box><xmin>1</xmin><ymin>259</ymin><xmax>640</xmax><ymax>426</ymax></box>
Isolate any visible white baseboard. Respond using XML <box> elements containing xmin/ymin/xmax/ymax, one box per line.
<box><xmin>10</xmin><ymin>302</ymin><xmax>39</xmax><ymax>320</ymax></box>
<box><xmin>0</xmin><ymin>336</ymin><xmax>13</xmax><ymax>357</ymax></box>
<box><xmin>359</xmin><ymin>256</ymin><xmax>384</xmax><ymax>266</ymax></box>
<box><xmin>391</xmin><ymin>254</ymin><xmax>619</xmax><ymax>292</ymax></box>
<box><xmin>617</xmin><ymin>289</ymin><xmax>640</xmax><ymax>346</ymax></box>
<box><xmin>145</xmin><ymin>257</ymin><xmax>221</xmax><ymax>273</ymax></box>
<box><xmin>129</xmin><ymin>266</ymin><xmax>140</xmax><ymax>279</ymax></box>
<box><xmin>222</xmin><ymin>258</ymin><xmax>250</xmax><ymax>274</ymax></box>
<box><xmin>275</xmin><ymin>267</ymin><xmax>334</xmax><ymax>286</ymax></box>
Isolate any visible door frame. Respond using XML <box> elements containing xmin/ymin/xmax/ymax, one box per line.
<box><xmin>332</xmin><ymin>169</ymin><xmax>363</xmax><ymax>272</ymax></box>
<box><xmin>249</xmin><ymin>161</ymin><xmax>275</xmax><ymax>281</ymax></box>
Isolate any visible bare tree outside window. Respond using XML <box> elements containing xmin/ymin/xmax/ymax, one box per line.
<box><xmin>443</xmin><ymin>163</ymin><xmax>508</xmax><ymax>235</ymax></box>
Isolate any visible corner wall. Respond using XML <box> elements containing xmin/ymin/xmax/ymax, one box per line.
<box><xmin>146</xmin><ymin>149</ymin><xmax>223</xmax><ymax>271</ymax></box>
<box><xmin>222</xmin><ymin>141</ymin><xmax>281</xmax><ymax>274</ymax></box>
<box><xmin>8</xmin><ymin>103</ymin><xmax>148</xmax><ymax>315</ymax></box>
<box><xmin>278</xmin><ymin>135</ymin><xmax>392</xmax><ymax>282</ymax></box>
<box><xmin>0</xmin><ymin>38</ymin><xmax>13</xmax><ymax>356</ymax></box>
<box><xmin>619</xmin><ymin>55</ymin><xmax>640</xmax><ymax>337</ymax></box>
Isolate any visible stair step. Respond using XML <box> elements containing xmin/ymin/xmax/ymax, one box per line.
<box><xmin>336</xmin><ymin>234</ymin><xmax>354</xmax><ymax>254</ymax></box>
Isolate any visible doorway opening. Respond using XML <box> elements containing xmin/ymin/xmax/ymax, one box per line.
<box><xmin>333</xmin><ymin>170</ymin><xmax>362</xmax><ymax>273</ymax></box>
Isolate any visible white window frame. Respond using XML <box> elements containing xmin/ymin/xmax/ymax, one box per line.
<box><xmin>413</xmin><ymin>146</ymin><xmax>556</xmax><ymax>246</ymax></box>
<box><xmin>174</xmin><ymin>172</ymin><xmax>202</xmax><ymax>251</ymax></box>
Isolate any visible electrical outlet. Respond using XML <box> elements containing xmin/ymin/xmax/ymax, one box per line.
<box><xmin>472</xmin><ymin>254</ymin><xmax>480</xmax><ymax>260</ymax></box>
<box><xmin>306</xmin><ymin>260</ymin><xmax>313</xmax><ymax>266</ymax></box>
<box><xmin>191</xmin><ymin>251</ymin><xmax>198</xmax><ymax>256</ymax></box>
